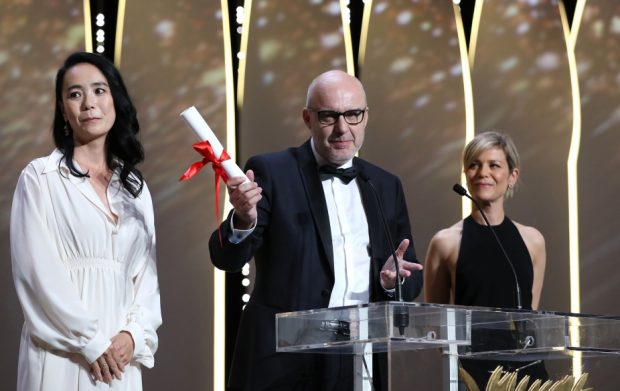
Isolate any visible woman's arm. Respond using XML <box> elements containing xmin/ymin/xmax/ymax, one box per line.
<box><xmin>11</xmin><ymin>164</ymin><xmax>110</xmax><ymax>364</ymax></box>
<box><xmin>121</xmin><ymin>183</ymin><xmax>162</xmax><ymax>369</ymax></box>
<box><xmin>518</xmin><ymin>224</ymin><xmax>546</xmax><ymax>310</ymax></box>
<box><xmin>424</xmin><ymin>227</ymin><xmax>459</xmax><ymax>304</ymax></box>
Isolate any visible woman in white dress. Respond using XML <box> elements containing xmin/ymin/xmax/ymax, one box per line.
<box><xmin>11</xmin><ymin>52</ymin><xmax>162</xmax><ymax>390</ymax></box>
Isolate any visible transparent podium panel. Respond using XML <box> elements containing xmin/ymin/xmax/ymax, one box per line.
<box><xmin>276</xmin><ymin>303</ymin><xmax>620</xmax><ymax>390</ymax></box>
<box><xmin>276</xmin><ymin>302</ymin><xmax>620</xmax><ymax>358</ymax></box>
<box><xmin>276</xmin><ymin>302</ymin><xmax>472</xmax><ymax>354</ymax></box>
<box><xmin>453</xmin><ymin>307</ymin><xmax>620</xmax><ymax>361</ymax></box>
<box><xmin>566</xmin><ymin>313</ymin><xmax>620</xmax><ymax>354</ymax></box>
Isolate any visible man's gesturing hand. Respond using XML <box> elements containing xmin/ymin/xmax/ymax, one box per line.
<box><xmin>380</xmin><ymin>239</ymin><xmax>423</xmax><ymax>290</ymax></box>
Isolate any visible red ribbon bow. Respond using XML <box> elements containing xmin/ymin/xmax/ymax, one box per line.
<box><xmin>179</xmin><ymin>140</ymin><xmax>231</xmax><ymax>244</ymax></box>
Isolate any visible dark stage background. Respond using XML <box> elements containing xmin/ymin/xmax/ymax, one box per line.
<box><xmin>3</xmin><ymin>0</ymin><xmax>620</xmax><ymax>390</ymax></box>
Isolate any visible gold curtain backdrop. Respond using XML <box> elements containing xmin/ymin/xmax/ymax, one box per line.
<box><xmin>0</xmin><ymin>0</ymin><xmax>87</xmax><ymax>388</ymax></box>
<box><xmin>119</xmin><ymin>0</ymin><xmax>229</xmax><ymax>389</ymax></box>
<box><xmin>361</xmin><ymin>2</ymin><xmax>468</xmax><ymax>388</ymax></box>
<box><xmin>1</xmin><ymin>0</ymin><xmax>619</xmax><ymax>390</ymax></box>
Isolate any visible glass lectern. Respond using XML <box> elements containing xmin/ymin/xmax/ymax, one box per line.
<box><xmin>276</xmin><ymin>302</ymin><xmax>620</xmax><ymax>390</ymax></box>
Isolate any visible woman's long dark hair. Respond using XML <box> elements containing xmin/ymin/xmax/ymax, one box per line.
<box><xmin>53</xmin><ymin>52</ymin><xmax>144</xmax><ymax>197</ymax></box>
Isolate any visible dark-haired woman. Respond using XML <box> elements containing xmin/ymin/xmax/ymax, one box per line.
<box><xmin>11</xmin><ymin>52</ymin><xmax>161</xmax><ymax>390</ymax></box>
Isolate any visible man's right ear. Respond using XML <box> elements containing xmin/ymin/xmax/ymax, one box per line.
<box><xmin>302</xmin><ymin>108</ymin><xmax>311</xmax><ymax>129</ymax></box>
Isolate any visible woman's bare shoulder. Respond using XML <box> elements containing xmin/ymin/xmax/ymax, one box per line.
<box><xmin>429</xmin><ymin>220</ymin><xmax>464</xmax><ymax>254</ymax></box>
<box><xmin>513</xmin><ymin>221</ymin><xmax>545</xmax><ymax>247</ymax></box>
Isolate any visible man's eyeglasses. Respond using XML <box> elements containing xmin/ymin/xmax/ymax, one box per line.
<box><xmin>308</xmin><ymin>108</ymin><xmax>367</xmax><ymax>125</ymax></box>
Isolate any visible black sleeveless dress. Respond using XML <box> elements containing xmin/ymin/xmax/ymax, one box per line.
<box><xmin>456</xmin><ymin>216</ymin><xmax>548</xmax><ymax>387</ymax></box>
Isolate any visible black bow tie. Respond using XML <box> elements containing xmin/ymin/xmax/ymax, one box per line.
<box><xmin>319</xmin><ymin>165</ymin><xmax>358</xmax><ymax>184</ymax></box>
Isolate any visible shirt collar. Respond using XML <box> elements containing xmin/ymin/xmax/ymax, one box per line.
<box><xmin>42</xmin><ymin>149</ymin><xmax>68</xmax><ymax>175</ymax></box>
<box><xmin>41</xmin><ymin>148</ymin><xmax>121</xmax><ymax>184</ymax></box>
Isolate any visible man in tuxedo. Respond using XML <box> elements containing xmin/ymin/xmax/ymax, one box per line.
<box><xmin>209</xmin><ymin>70</ymin><xmax>423</xmax><ymax>390</ymax></box>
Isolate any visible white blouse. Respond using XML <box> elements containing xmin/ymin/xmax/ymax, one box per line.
<box><xmin>11</xmin><ymin>149</ymin><xmax>161</xmax><ymax>391</ymax></box>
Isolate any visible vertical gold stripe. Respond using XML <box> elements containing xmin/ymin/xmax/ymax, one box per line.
<box><xmin>83</xmin><ymin>0</ymin><xmax>92</xmax><ymax>52</ymax></box>
<box><xmin>358</xmin><ymin>0</ymin><xmax>372</xmax><ymax>71</ymax></box>
<box><xmin>215</xmin><ymin>1</ymin><xmax>237</xmax><ymax>390</ymax></box>
<box><xmin>560</xmin><ymin>0</ymin><xmax>582</xmax><ymax>317</ymax></box>
<box><xmin>221</xmin><ymin>4</ymin><xmax>238</xmax><ymax>193</ymax></box>
<box><xmin>560</xmin><ymin>0</ymin><xmax>585</xmax><ymax>378</ymax></box>
<box><xmin>569</xmin><ymin>0</ymin><xmax>587</xmax><ymax>49</ymax></box>
<box><xmin>468</xmin><ymin>0</ymin><xmax>484</xmax><ymax>69</ymax></box>
<box><xmin>237</xmin><ymin>0</ymin><xmax>253</xmax><ymax>109</ymax></box>
<box><xmin>454</xmin><ymin>3</ymin><xmax>474</xmax><ymax>218</ymax></box>
<box><xmin>114</xmin><ymin>0</ymin><xmax>127</xmax><ymax>67</ymax></box>
<box><xmin>339</xmin><ymin>0</ymin><xmax>355</xmax><ymax>76</ymax></box>
<box><xmin>464</xmin><ymin>0</ymin><xmax>483</xmax><ymax>216</ymax></box>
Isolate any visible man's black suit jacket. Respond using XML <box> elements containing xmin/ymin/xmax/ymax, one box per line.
<box><xmin>209</xmin><ymin>140</ymin><xmax>423</xmax><ymax>390</ymax></box>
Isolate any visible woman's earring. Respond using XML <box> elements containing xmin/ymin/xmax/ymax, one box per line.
<box><xmin>64</xmin><ymin>122</ymin><xmax>70</xmax><ymax>137</ymax></box>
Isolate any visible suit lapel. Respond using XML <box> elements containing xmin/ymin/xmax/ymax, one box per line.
<box><xmin>296</xmin><ymin>141</ymin><xmax>335</xmax><ymax>276</ymax></box>
<box><xmin>355</xmin><ymin>160</ymin><xmax>383</xmax><ymax>265</ymax></box>
<box><xmin>355</xmin><ymin>161</ymin><xmax>389</xmax><ymax>300</ymax></box>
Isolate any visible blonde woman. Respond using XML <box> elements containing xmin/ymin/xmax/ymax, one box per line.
<box><xmin>424</xmin><ymin>131</ymin><xmax>547</xmax><ymax>387</ymax></box>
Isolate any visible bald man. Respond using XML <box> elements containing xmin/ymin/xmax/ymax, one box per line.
<box><xmin>209</xmin><ymin>70</ymin><xmax>423</xmax><ymax>390</ymax></box>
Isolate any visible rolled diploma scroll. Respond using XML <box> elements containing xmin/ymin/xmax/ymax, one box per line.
<box><xmin>180</xmin><ymin>106</ymin><xmax>248</xmax><ymax>182</ymax></box>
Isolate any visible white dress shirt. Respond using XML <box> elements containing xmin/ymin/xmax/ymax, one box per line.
<box><xmin>312</xmin><ymin>140</ymin><xmax>373</xmax><ymax>390</ymax></box>
<box><xmin>310</xmin><ymin>145</ymin><xmax>371</xmax><ymax>308</ymax></box>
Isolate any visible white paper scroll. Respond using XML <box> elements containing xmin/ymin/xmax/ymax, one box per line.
<box><xmin>180</xmin><ymin>106</ymin><xmax>248</xmax><ymax>181</ymax></box>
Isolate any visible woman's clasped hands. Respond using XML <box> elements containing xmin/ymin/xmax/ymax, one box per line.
<box><xmin>90</xmin><ymin>331</ymin><xmax>135</xmax><ymax>384</ymax></box>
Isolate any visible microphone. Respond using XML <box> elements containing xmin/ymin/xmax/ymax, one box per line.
<box><xmin>452</xmin><ymin>183</ymin><xmax>523</xmax><ymax>310</ymax></box>
<box><xmin>359</xmin><ymin>171</ymin><xmax>409</xmax><ymax>335</ymax></box>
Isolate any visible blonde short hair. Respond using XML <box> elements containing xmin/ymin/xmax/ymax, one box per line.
<box><xmin>462</xmin><ymin>131</ymin><xmax>520</xmax><ymax>198</ymax></box>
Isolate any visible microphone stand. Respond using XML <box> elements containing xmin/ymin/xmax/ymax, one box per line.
<box><xmin>452</xmin><ymin>184</ymin><xmax>523</xmax><ymax>309</ymax></box>
<box><xmin>362</xmin><ymin>173</ymin><xmax>410</xmax><ymax>335</ymax></box>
